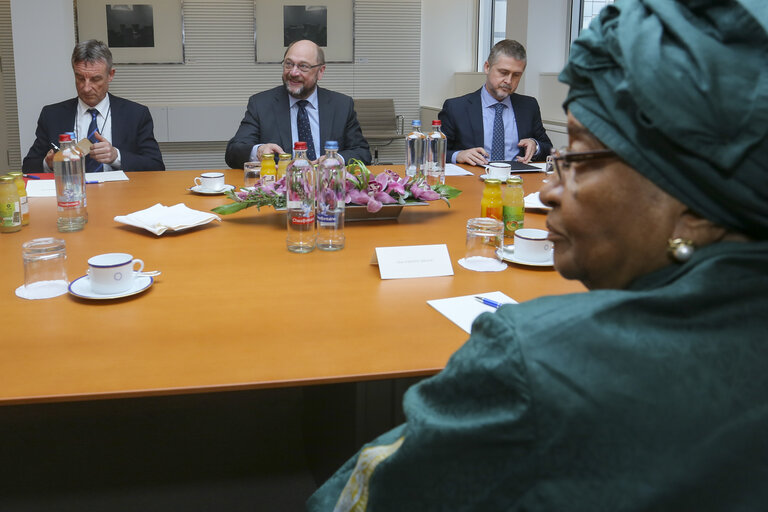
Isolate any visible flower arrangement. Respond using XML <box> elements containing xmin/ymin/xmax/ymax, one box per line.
<box><xmin>212</xmin><ymin>159</ymin><xmax>461</xmax><ymax>215</ymax></box>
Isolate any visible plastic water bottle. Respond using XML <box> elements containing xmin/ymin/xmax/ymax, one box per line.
<box><xmin>316</xmin><ymin>141</ymin><xmax>346</xmax><ymax>251</ymax></box>
<box><xmin>426</xmin><ymin>120</ymin><xmax>447</xmax><ymax>186</ymax></box>
<box><xmin>53</xmin><ymin>133</ymin><xmax>86</xmax><ymax>232</ymax></box>
<box><xmin>285</xmin><ymin>141</ymin><xmax>316</xmax><ymax>253</ymax></box>
<box><xmin>405</xmin><ymin>120</ymin><xmax>426</xmax><ymax>178</ymax></box>
<box><xmin>66</xmin><ymin>131</ymin><xmax>87</xmax><ymax>223</ymax></box>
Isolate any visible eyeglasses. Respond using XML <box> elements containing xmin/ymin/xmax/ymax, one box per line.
<box><xmin>282</xmin><ymin>60</ymin><xmax>323</xmax><ymax>73</ymax></box>
<box><xmin>548</xmin><ymin>147</ymin><xmax>617</xmax><ymax>182</ymax></box>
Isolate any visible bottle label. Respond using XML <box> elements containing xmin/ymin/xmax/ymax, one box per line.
<box><xmin>20</xmin><ymin>196</ymin><xmax>29</xmax><ymax>215</ymax></box>
<box><xmin>503</xmin><ymin>206</ymin><xmax>524</xmax><ymax>233</ymax></box>
<box><xmin>291</xmin><ymin>214</ymin><xmax>315</xmax><ymax>225</ymax></box>
<box><xmin>1</xmin><ymin>200</ymin><xmax>21</xmax><ymax>226</ymax></box>
<box><xmin>317</xmin><ymin>212</ymin><xmax>338</xmax><ymax>226</ymax></box>
<box><xmin>58</xmin><ymin>200</ymin><xmax>82</xmax><ymax>208</ymax></box>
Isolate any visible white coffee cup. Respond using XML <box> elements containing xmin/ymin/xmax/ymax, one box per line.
<box><xmin>194</xmin><ymin>172</ymin><xmax>225</xmax><ymax>191</ymax></box>
<box><xmin>87</xmin><ymin>253</ymin><xmax>144</xmax><ymax>295</ymax></box>
<box><xmin>513</xmin><ymin>228</ymin><xmax>553</xmax><ymax>262</ymax></box>
<box><xmin>487</xmin><ymin>162</ymin><xmax>512</xmax><ymax>181</ymax></box>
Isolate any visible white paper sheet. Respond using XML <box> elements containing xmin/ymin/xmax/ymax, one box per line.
<box><xmin>25</xmin><ymin>180</ymin><xmax>57</xmax><ymax>197</ymax></box>
<box><xmin>375</xmin><ymin>244</ymin><xmax>454</xmax><ymax>279</ymax></box>
<box><xmin>445</xmin><ymin>163</ymin><xmax>475</xmax><ymax>176</ymax></box>
<box><xmin>427</xmin><ymin>291</ymin><xmax>517</xmax><ymax>334</ymax></box>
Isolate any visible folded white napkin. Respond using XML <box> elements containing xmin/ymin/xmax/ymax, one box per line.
<box><xmin>114</xmin><ymin>203</ymin><xmax>220</xmax><ymax>235</ymax></box>
<box><xmin>524</xmin><ymin>192</ymin><xmax>551</xmax><ymax>210</ymax></box>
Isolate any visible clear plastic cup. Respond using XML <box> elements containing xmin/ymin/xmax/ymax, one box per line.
<box><xmin>460</xmin><ymin>217</ymin><xmax>506</xmax><ymax>271</ymax></box>
<box><xmin>244</xmin><ymin>161</ymin><xmax>261</xmax><ymax>188</ymax></box>
<box><xmin>16</xmin><ymin>238</ymin><xmax>69</xmax><ymax>300</ymax></box>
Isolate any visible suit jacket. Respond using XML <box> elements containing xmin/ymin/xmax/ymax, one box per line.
<box><xmin>225</xmin><ymin>85</ymin><xmax>371</xmax><ymax>169</ymax></box>
<box><xmin>438</xmin><ymin>88</ymin><xmax>553</xmax><ymax>163</ymax></box>
<box><xmin>22</xmin><ymin>93</ymin><xmax>165</xmax><ymax>173</ymax></box>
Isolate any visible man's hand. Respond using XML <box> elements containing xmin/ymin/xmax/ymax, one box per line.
<box><xmin>456</xmin><ymin>147</ymin><xmax>490</xmax><ymax>166</ymax></box>
<box><xmin>45</xmin><ymin>149</ymin><xmax>55</xmax><ymax>169</ymax></box>
<box><xmin>515</xmin><ymin>138</ymin><xmax>537</xmax><ymax>163</ymax></box>
<box><xmin>257</xmin><ymin>143</ymin><xmax>285</xmax><ymax>160</ymax></box>
<box><xmin>91</xmin><ymin>132</ymin><xmax>118</xmax><ymax>164</ymax></box>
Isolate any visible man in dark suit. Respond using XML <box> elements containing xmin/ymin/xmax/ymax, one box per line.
<box><xmin>438</xmin><ymin>39</ymin><xmax>552</xmax><ymax>166</ymax></box>
<box><xmin>22</xmin><ymin>40</ymin><xmax>164</xmax><ymax>173</ymax></box>
<box><xmin>225</xmin><ymin>40</ymin><xmax>371</xmax><ymax>168</ymax></box>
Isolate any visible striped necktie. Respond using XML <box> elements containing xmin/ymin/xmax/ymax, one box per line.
<box><xmin>86</xmin><ymin>108</ymin><xmax>103</xmax><ymax>173</ymax></box>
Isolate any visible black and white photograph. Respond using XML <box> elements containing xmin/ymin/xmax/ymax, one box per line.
<box><xmin>283</xmin><ymin>5</ymin><xmax>328</xmax><ymax>47</ymax></box>
<box><xmin>255</xmin><ymin>0</ymin><xmax>353</xmax><ymax>63</ymax></box>
<box><xmin>106</xmin><ymin>4</ymin><xmax>155</xmax><ymax>48</ymax></box>
<box><xmin>76</xmin><ymin>0</ymin><xmax>184</xmax><ymax>63</ymax></box>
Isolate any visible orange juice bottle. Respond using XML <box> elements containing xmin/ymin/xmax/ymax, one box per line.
<box><xmin>261</xmin><ymin>153</ymin><xmax>276</xmax><ymax>185</ymax></box>
<box><xmin>480</xmin><ymin>179</ymin><xmax>503</xmax><ymax>221</ymax></box>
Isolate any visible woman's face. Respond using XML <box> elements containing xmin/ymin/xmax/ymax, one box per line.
<box><xmin>539</xmin><ymin>112</ymin><xmax>686</xmax><ymax>290</ymax></box>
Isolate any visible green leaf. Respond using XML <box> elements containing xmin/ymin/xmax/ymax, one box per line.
<box><xmin>211</xmin><ymin>202</ymin><xmax>258</xmax><ymax>215</ymax></box>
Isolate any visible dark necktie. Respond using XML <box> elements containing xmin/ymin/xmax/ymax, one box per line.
<box><xmin>86</xmin><ymin>108</ymin><xmax>102</xmax><ymax>173</ymax></box>
<box><xmin>490</xmin><ymin>103</ymin><xmax>506</xmax><ymax>161</ymax></box>
<box><xmin>297</xmin><ymin>100</ymin><xmax>316</xmax><ymax>161</ymax></box>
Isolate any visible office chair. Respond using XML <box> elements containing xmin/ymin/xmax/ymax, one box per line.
<box><xmin>353</xmin><ymin>99</ymin><xmax>405</xmax><ymax>164</ymax></box>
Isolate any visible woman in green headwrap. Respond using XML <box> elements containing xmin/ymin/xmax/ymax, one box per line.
<box><xmin>307</xmin><ymin>1</ymin><xmax>768</xmax><ymax>510</ymax></box>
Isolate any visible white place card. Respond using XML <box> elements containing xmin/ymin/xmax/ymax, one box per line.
<box><xmin>375</xmin><ymin>244</ymin><xmax>454</xmax><ymax>280</ymax></box>
<box><xmin>427</xmin><ymin>291</ymin><xmax>517</xmax><ymax>334</ymax></box>
<box><xmin>85</xmin><ymin>170</ymin><xmax>129</xmax><ymax>182</ymax></box>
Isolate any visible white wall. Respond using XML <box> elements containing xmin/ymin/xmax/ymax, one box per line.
<box><xmin>522</xmin><ymin>0</ymin><xmax>570</xmax><ymax>99</ymax></box>
<box><xmin>11</xmin><ymin>0</ymin><xmax>75</xmax><ymax>158</ymax></box>
<box><xmin>420</xmin><ymin>0</ymin><xmax>477</xmax><ymax>110</ymax></box>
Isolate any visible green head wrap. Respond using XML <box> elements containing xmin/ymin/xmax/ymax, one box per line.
<box><xmin>560</xmin><ymin>0</ymin><xmax>768</xmax><ymax>239</ymax></box>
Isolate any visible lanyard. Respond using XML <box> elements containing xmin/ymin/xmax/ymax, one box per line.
<box><xmin>74</xmin><ymin>105</ymin><xmax>112</xmax><ymax>141</ymax></box>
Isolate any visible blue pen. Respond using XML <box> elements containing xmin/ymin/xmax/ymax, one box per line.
<box><xmin>23</xmin><ymin>174</ymin><xmax>41</xmax><ymax>180</ymax></box>
<box><xmin>475</xmin><ymin>296</ymin><xmax>502</xmax><ymax>309</ymax></box>
<box><xmin>86</xmin><ymin>180</ymin><xmax>100</xmax><ymax>184</ymax></box>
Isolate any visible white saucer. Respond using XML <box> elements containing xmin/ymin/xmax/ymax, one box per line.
<box><xmin>68</xmin><ymin>275</ymin><xmax>154</xmax><ymax>300</ymax></box>
<box><xmin>189</xmin><ymin>184</ymin><xmax>234</xmax><ymax>195</ymax></box>
<box><xmin>500</xmin><ymin>246</ymin><xmax>554</xmax><ymax>267</ymax></box>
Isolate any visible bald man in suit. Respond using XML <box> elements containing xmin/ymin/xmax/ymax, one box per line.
<box><xmin>225</xmin><ymin>40</ymin><xmax>370</xmax><ymax>168</ymax></box>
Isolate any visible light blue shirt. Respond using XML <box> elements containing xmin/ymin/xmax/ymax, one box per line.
<box><xmin>480</xmin><ymin>86</ymin><xmax>519</xmax><ymax>162</ymax></box>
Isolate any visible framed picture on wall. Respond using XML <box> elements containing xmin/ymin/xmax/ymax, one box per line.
<box><xmin>76</xmin><ymin>0</ymin><xmax>185</xmax><ymax>64</ymax></box>
<box><xmin>254</xmin><ymin>0</ymin><xmax>354</xmax><ymax>63</ymax></box>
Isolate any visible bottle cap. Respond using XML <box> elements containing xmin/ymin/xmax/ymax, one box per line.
<box><xmin>294</xmin><ymin>141</ymin><xmax>307</xmax><ymax>150</ymax></box>
<box><xmin>59</xmin><ymin>133</ymin><xmax>72</xmax><ymax>142</ymax></box>
<box><xmin>484</xmin><ymin>178</ymin><xmax>502</xmax><ymax>185</ymax></box>
<box><xmin>324</xmin><ymin>140</ymin><xmax>339</xmax><ymax>150</ymax></box>
<box><xmin>507</xmin><ymin>175</ymin><xmax>523</xmax><ymax>184</ymax></box>
<box><xmin>411</xmin><ymin>119</ymin><xmax>421</xmax><ymax>127</ymax></box>
<box><xmin>432</xmin><ymin>120</ymin><xmax>441</xmax><ymax>126</ymax></box>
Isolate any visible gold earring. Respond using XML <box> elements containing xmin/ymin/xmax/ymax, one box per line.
<box><xmin>668</xmin><ymin>238</ymin><xmax>695</xmax><ymax>263</ymax></box>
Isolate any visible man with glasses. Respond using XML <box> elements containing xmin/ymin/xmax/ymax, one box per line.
<box><xmin>225</xmin><ymin>40</ymin><xmax>371</xmax><ymax>169</ymax></box>
<box><xmin>438</xmin><ymin>39</ymin><xmax>552</xmax><ymax>166</ymax></box>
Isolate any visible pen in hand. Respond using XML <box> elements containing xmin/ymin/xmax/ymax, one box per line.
<box><xmin>50</xmin><ymin>142</ymin><xmax>60</xmax><ymax>151</ymax></box>
<box><xmin>475</xmin><ymin>296</ymin><xmax>502</xmax><ymax>309</ymax></box>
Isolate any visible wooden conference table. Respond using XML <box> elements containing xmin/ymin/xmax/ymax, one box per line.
<box><xmin>1</xmin><ymin>167</ymin><xmax>584</xmax><ymax>406</ymax></box>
